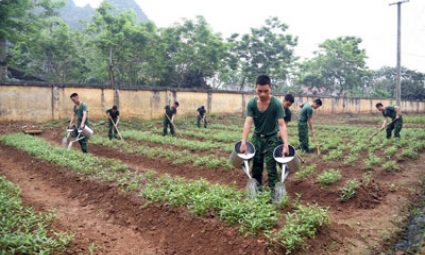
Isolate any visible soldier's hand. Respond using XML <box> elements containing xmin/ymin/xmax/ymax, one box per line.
<box><xmin>240</xmin><ymin>142</ymin><xmax>247</xmax><ymax>155</ymax></box>
<box><xmin>311</xmin><ymin>129</ymin><xmax>315</xmax><ymax>135</ymax></box>
<box><xmin>283</xmin><ymin>144</ymin><xmax>289</xmax><ymax>156</ymax></box>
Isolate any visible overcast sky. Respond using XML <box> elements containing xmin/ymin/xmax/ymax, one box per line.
<box><xmin>74</xmin><ymin>0</ymin><xmax>425</xmax><ymax>72</ymax></box>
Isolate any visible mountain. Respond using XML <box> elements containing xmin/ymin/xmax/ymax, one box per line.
<box><xmin>60</xmin><ymin>0</ymin><xmax>148</xmax><ymax>29</ymax></box>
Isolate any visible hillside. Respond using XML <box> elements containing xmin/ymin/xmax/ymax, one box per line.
<box><xmin>60</xmin><ymin>0</ymin><xmax>148</xmax><ymax>29</ymax></box>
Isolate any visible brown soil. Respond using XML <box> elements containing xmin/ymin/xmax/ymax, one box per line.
<box><xmin>0</xmin><ymin>143</ymin><xmax>268</xmax><ymax>255</ymax></box>
<box><xmin>41</xmin><ymin>128</ymin><xmax>249</xmax><ymax>190</ymax></box>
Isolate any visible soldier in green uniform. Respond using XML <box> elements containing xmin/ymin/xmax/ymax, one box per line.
<box><xmin>297</xmin><ymin>98</ymin><xmax>322</xmax><ymax>153</ymax></box>
<box><xmin>106</xmin><ymin>105</ymin><xmax>120</xmax><ymax>140</ymax></box>
<box><xmin>68</xmin><ymin>93</ymin><xmax>90</xmax><ymax>153</ymax></box>
<box><xmin>163</xmin><ymin>102</ymin><xmax>179</xmax><ymax>137</ymax></box>
<box><xmin>197</xmin><ymin>106</ymin><xmax>207</xmax><ymax>128</ymax></box>
<box><xmin>240</xmin><ymin>75</ymin><xmax>289</xmax><ymax>191</ymax></box>
<box><xmin>278</xmin><ymin>94</ymin><xmax>295</xmax><ymax>139</ymax></box>
<box><xmin>375</xmin><ymin>103</ymin><xmax>403</xmax><ymax>139</ymax></box>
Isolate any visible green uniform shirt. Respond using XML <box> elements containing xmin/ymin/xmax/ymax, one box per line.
<box><xmin>106</xmin><ymin>108</ymin><xmax>120</xmax><ymax>120</ymax></box>
<box><xmin>383</xmin><ymin>105</ymin><xmax>397</xmax><ymax>120</ymax></box>
<box><xmin>298</xmin><ymin>102</ymin><xmax>313</xmax><ymax>123</ymax></box>
<box><xmin>284</xmin><ymin>108</ymin><xmax>292</xmax><ymax>123</ymax></box>
<box><xmin>74</xmin><ymin>102</ymin><xmax>90</xmax><ymax>126</ymax></box>
<box><xmin>246</xmin><ymin>96</ymin><xmax>285</xmax><ymax>136</ymax></box>
<box><xmin>164</xmin><ymin>105</ymin><xmax>177</xmax><ymax>118</ymax></box>
<box><xmin>197</xmin><ymin>107</ymin><xmax>206</xmax><ymax>117</ymax></box>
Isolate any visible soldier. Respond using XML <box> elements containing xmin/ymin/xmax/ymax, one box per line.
<box><xmin>282</xmin><ymin>94</ymin><xmax>295</xmax><ymax>124</ymax></box>
<box><xmin>163</xmin><ymin>102</ymin><xmax>179</xmax><ymax>137</ymax></box>
<box><xmin>68</xmin><ymin>93</ymin><xmax>90</xmax><ymax>153</ymax></box>
<box><xmin>197</xmin><ymin>105</ymin><xmax>207</xmax><ymax>128</ymax></box>
<box><xmin>106</xmin><ymin>105</ymin><xmax>120</xmax><ymax>140</ymax></box>
<box><xmin>240</xmin><ymin>75</ymin><xmax>289</xmax><ymax>191</ymax></box>
<box><xmin>298</xmin><ymin>98</ymin><xmax>322</xmax><ymax>153</ymax></box>
<box><xmin>375</xmin><ymin>103</ymin><xmax>403</xmax><ymax>139</ymax></box>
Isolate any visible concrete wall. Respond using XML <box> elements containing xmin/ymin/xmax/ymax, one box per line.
<box><xmin>1</xmin><ymin>83</ymin><xmax>424</xmax><ymax>123</ymax></box>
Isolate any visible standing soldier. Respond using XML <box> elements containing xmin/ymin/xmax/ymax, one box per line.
<box><xmin>240</xmin><ymin>75</ymin><xmax>289</xmax><ymax>191</ymax></box>
<box><xmin>163</xmin><ymin>102</ymin><xmax>179</xmax><ymax>137</ymax></box>
<box><xmin>375</xmin><ymin>103</ymin><xmax>403</xmax><ymax>139</ymax></box>
<box><xmin>68</xmin><ymin>93</ymin><xmax>90</xmax><ymax>153</ymax></box>
<box><xmin>197</xmin><ymin>105</ymin><xmax>207</xmax><ymax>128</ymax></box>
<box><xmin>297</xmin><ymin>98</ymin><xmax>322</xmax><ymax>153</ymax></box>
<box><xmin>106</xmin><ymin>105</ymin><xmax>120</xmax><ymax>140</ymax></box>
<box><xmin>278</xmin><ymin>94</ymin><xmax>295</xmax><ymax>139</ymax></box>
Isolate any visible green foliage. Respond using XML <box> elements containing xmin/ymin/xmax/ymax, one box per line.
<box><xmin>295</xmin><ymin>164</ymin><xmax>316</xmax><ymax>179</ymax></box>
<box><xmin>0</xmin><ymin>176</ymin><xmax>73</xmax><ymax>254</ymax></box>
<box><xmin>343</xmin><ymin>153</ymin><xmax>359</xmax><ymax>165</ymax></box>
<box><xmin>323</xmin><ymin>149</ymin><xmax>343</xmax><ymax>162</ymax></box>
<box><xmin>364</xmin><ymin>153</ymin><xmax>382</xmax><ymax>169</ymax></box>
<box><xmin>362</xmin><ymin>171</ymin><xmax>374</xmax><ymax>186</ymax></box>
<box><xmin>339</xmin><ymin>179</ymin><xmax>357</xmax><ymax>202</ymax></box>
<box><xmin>384</xmin><ymin>146</ymin><xmax>398</xmax><ymax>158</ymax></box>
<box><xmin>383</xmin><ymin>160</ymin><xmax>399</xmax><ymax>171</ymax></box>
<box><xmin>401</xmin><ymin>148</ymin><xmax>419</xmax><ymax>159</ymax></box>
<box><xmin>317</xmin><ymin>169</ymin><xmax>341</xmax><ymax>186</ymax></box>
<box><xmin>272</xmin><ymin>204</ymin><xmax>330</xmax><ymax>254</ymax></box>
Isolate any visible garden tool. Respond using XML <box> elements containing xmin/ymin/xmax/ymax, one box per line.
<box><xmin>229</xmin><ymin>141</ymin><xmax>257</xmax><ymax>198</ymax></box>
<box><xmin>165</xmin><ymin>114</ymin><xmax>183</xmax><ymax>137</ymax></box>
<box><xmin>62</xmin><ymin>125</ymin><xmax>76</xmax><ymax>147</ymax></box>
<box><xmin>369</xmin><ymin>118</ymin><xmax>399</xmax><ymax>139</ymax></box>
<box><xmin>312</xmin><ymin>132</ymin><xmax>321</xmax><ymax>155</ymax></box>
<box><xmin>111</xmin><ymin>119</ymin><xmax>124</xmax><ymax>141</ymax></box>
<box><xmin>272</xmin><ymin>144</ymin><xmax>299</xmax><ymax>203</ymax></box>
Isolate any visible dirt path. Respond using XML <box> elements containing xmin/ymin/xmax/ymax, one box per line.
<box><xmin>0</xmin><ymin>143</ymin><xmax>268</xmax><ymax>255</ymax></box>
<box><xmin>0</xmin><ymin>144</ymin><xmax>158</xmax><ymax>255</ymax></box>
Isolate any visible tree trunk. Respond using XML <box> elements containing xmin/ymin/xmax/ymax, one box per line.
<box><xmin>108</xmin><ymin>47</ymin><xmax>116</xmax><ymax>87</ymax></box>
<box><xmin>0</xmin><ymin>38</ymin><xmax>8</xmax><ymax>81</ymax></box>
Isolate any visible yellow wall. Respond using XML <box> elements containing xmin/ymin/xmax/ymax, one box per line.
<box><xmin>1</xmin><ymin>84</ymin><xmax>424</xmax><ymax>123</ymax></box>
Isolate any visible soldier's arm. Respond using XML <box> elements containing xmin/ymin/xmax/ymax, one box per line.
<box><xmin>278</xmin><ymin>118</ymin><xmax>289</xmax><ymax>156</ymax></box>
<box><xmin>307</xmin><ymin>117</ymin><xmax>315</xmax><ymax>134</ymax></box>
<box><xmin>116</xmin><ymin>115</ymin><xmax>120</xmax><ymax>125</ymax></box>
<box><xmin>80</xmin><ymin>111</ymin><xmax>87</xmax><ymax>128</ymax></box>
<box><xmin>69</xmin><ymin>112</ymin><xmax>76</xmax><ymax>128</ymax></box>
<box><xmin>240</xmin><ymin>117</ymin><xmax>253</xmax><ymax>154</ymax></box>
<box><xmin>394</xmin><ymin>106</ymin><xmax>401</xmax><ymax>119</ymax></box>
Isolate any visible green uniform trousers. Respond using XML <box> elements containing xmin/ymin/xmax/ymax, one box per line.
<box><xmin>108</xmin><ymin>119</ymin><xmax>118</xmax><ymax>140</ymax></box>
<box><xmin>197</xmin><ymin>115</ymin><xmax>207</xmax><ymax>128</ymax></box>
<box><xmin>74</xmin><ymin>126</ymin><xmax>88</xmax><ymax>154</ymax></box>
<box><xmin>251</xmin><ymin>134</ymin><xmax>280</xmax><ymax>190</ymax></box>
<box><xmin>298</xmin><ymin>122</ymin><xmax>309</xmax><ymax>152</ymax></box>
<box><xmin>163</xmin><ymin>118</ymin><xmax>175</xmax><ymax>136</ymax></box>
<box><xmin>386</xmin><ymin>117</ymin><xmax>403</xmax><ymax>139</ymax></box>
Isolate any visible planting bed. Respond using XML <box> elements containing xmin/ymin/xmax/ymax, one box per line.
<box><xmin>1</xmin><ymin>113</ymin><xmax>425</xmax><ymax>254</ymax></box>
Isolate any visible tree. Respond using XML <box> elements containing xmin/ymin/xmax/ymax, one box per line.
<box><xmin>0</xmin><ymin>0</ymin><xmax>65</xmax><ymax>80</ymax></box>
<box><xmin>228</xmin><ymin>17</ymin><xmax>298</xmax><ymax>91</ymax></box>
<box><xmin>298</xmin><ymin>36</ymin><xmax>370</xmax><ymax>96</ymax></box>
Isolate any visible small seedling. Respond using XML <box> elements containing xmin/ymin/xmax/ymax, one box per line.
<box><xmin>317</xmin><ymin>169</ymin><xmax>341</xmax><ymax>186</ymax></box>
<box><xmin>383</xmin><ymin>160</ymin><xmax>399</xmax><ymax>171</ymax></box>
<box><xmin>339</xmin><ymin>179</ymin><xmax>357</xmax><ymax>202</ymax></box>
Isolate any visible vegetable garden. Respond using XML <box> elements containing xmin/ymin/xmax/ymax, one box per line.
<box><xmin>1</xmin><ymin>113</ymin><xmax>425</xmax><ymax>254</ymax></box>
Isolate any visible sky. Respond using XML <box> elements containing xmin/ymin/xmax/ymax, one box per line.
<box><xmin>74</xmin><ymin>0</ymin><xmax>425</xmax><ymax>72</ymax></box>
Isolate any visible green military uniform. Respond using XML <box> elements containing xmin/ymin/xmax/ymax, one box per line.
<box><xmin>247</xmin><ymin>96</ymin><xmax>285</xmax><ymax>190</ymax></box>
<box><xmin>106</xmin><ymin>108</ymin><xmax>120</xmax><ymax>140</ymax></box>
<box><xmin>197</xmin><ymin>107</ymin><xmax>207</xmax><ymax>128</ymax></box>
<box><xmin>383</xmin><ymin>105</ymin><xmax>403</xmax><ymax>139</ymax></box>
<box><xmin>74</xmin><ymin>102</ymin><xmax>90</xmax><ymax>153</ymax></box>
<box><xmin>298</xmin><ymin>102</ymin><xmax>313</xmax><ymax>152</ymax></box>
<box><xmin>163</xmin><ymin>105</ymin><xmax>177</xmax><ymax>136</ymax></box>
<box><xmin>284</xmin><ymin>108</ymin><xmax>292</xmax><ymax>123</ymax></box>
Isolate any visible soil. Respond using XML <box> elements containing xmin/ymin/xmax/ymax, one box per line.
<box><xmin>0</xmin><ymin>143</ymin><xmax>268</xmax><ymax>255</ymax></box>
<box><xmin>2</xmin><ymin>115</ymin><xmax>425</xmax><ymax>254</ymax></box>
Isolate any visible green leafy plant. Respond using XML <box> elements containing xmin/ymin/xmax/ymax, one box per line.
<box><xmin>383</xmin><ymin>160</ymin><xmax>399</xmax><ymax>171</ymax></box>
<box><xmin>323</xmin><ymin>150</ymin><xmax>343</xmax><ymax>162</ymax></box>
<box><xmin>339</xmin><ymin>179</ymin><xmax>357</xmax><ymax>202</ymax></box>
<box><xmin>295</xmin><ymin>164</ymin><xmax>317</xmax><ymax>179</ymax></box>
<box><xmin>317</xmin><ymin>169</ymin><xmax>341</xmax><ymax>186</ymax></box>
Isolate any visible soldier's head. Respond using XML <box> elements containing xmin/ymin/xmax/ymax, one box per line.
<box><xmin>312</xmin><ymin>98</ymin><xmax>323</xmax><ymax>109</ymax></box>
<box><xmin>375</xmin><ymin>102</ymin><xmax>384</xmax><ymax>112</ymax></box>
<box><xmin>201</xmin><ymin>105</ymin><xmax>205</xmax><ymax>110</ymax></box>
<box><xmin>172</xmin><ymin>101</ymin><xmax>179</xmax><ymax>109</ymax></box>
<box><xmin>283</xmin><ymin>94</ymin><xmax>294</xmax><ymax>109</ymax></box>
<box><xmin>255</xmin><ymin>75</ymin><xmax>272</xmax><ymax>100</ymax></box>
<box><xmin>112</xmin><ymin>105</ymin><xmax>118</xmax><ymax>114</ymax></box>
<box><xmin>70</xmin><ymin>93</ymin><xmax>80</xmax><ymax>105</ymax></box>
